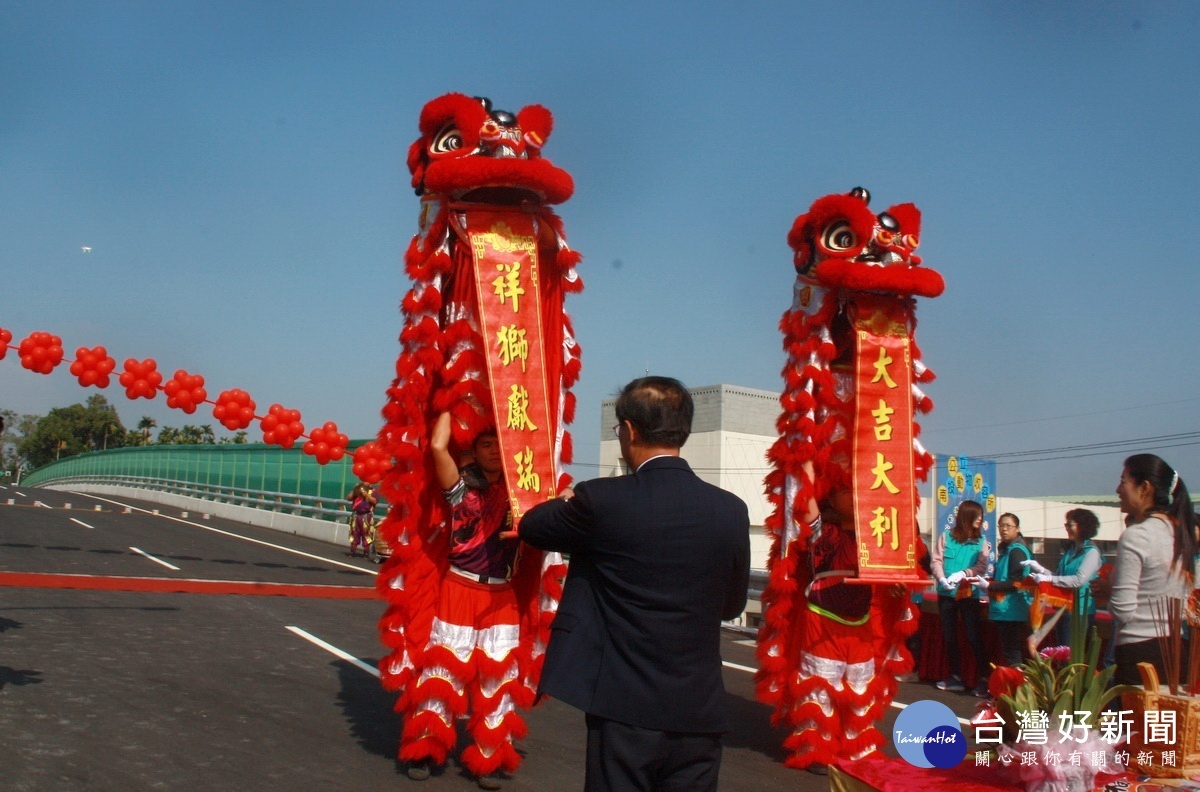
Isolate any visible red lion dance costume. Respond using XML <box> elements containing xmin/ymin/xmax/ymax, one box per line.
<box><xmin>374</xmin><ymin>93</ymin><xmax>581</xmax><ymax>778</ymax></box>
<box><xmin>756</xmin><ymin>187</ymin><xmax>944</xmax><ymax>770</ymax></box>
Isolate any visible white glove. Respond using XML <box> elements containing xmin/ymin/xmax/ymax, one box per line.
<box><xmin>945</xmin><ymin>571</ymin><xmax>966</xmax><ymax>587</ymax></box>
<box><xmin>937</xmin><ymin>578</ymin><xmax>950</xmax><ymax>589</ymax></box>
<box><xmin>1021</xmin><ymin>559</ymin><xmax>1050</xmax><ymax>576</ymax></box>
<box><xmin>1031</xmin><ymin>572</ymin><xmax>1053</xmax><ymax>584</ymax></box>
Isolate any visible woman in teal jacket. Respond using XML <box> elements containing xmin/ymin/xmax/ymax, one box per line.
<box><xmin>982</xmin><ymin>513</ymin><xmax>1032</xmax><ymax>667</ymax></box>
<box><xmin>931</xmin><ymin>500</ymin><xmax>991</xmax><ymax>696</ymax></box>
<box><xmin>1022</xmin><ymin>508</ymin><xmax>1102</xmax><ymax>649</ymax></box>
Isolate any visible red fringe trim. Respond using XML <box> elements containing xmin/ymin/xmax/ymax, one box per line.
<box><xmin>400</xmin><ymin>711</ymin><xmax>456</xmax><ymax>765</ymax></box>
<box><xmin>461</xmin><ymin>740</ymin><xmax>521</xmax><ymax>776</ymax></box>
<box><xmin>782</xmin><ymin>728</ymin><xmax>839</xmax><ymax>769</ymax></box>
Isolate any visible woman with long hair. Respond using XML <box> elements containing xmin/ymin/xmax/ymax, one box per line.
<box><xmin>1110</xmin><ymin>453</ymin><xmax>1197</xmax><ymax>686</ymax></box>
<box><xmin>931</xmin><ymin>499</ymin><xmax>992</xmax><ymax>696</ymax></box>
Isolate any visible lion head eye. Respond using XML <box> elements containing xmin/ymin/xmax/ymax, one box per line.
<box><xmin>431</xmin><ymin>123</ymin><xmax>465</xmax><ymax>155</ymax></box>
<box><xmin>821</xmin><ymin>220</ymin><xmax>857</xmax><ymax>253</ymax></box>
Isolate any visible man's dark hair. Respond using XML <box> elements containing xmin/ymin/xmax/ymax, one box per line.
<box><xmin>614</xmin><ymin>376</ymin><xmax>693</xmax><ymax>449</ymax></box>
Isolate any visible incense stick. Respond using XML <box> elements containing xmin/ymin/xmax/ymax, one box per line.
<box><xmin>1187</xmin><ymin>591</ymin><xmax>1200</xmax><ymax>695</ymax></box>
<box><xmin>1152</xmin><ymin>596</ymin><xmax>1182</xmax><ymax>695</ymax></box>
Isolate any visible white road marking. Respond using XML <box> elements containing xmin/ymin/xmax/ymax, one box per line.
<box><xmin>35</xmin><ymin>501</ymin><xmax>50</xmax><ymax>509</ymax></box>
<box><xmin>130</xmin><ymin>546</ymin><xmax>181</xmax><ymax>571</ymax></box>
<box><xmin>70</xmin><ymin>492</ymin><xmax>373</xmax><ymax>575</ymax></box>
<box><xmin>69</xmin><ymin>518</ymin><xmax>95</xmax><ymax>529</ymax></box>
<box><xmin>286</xmin><ymin>626</ymin><xmax>380</xmax><ymax>678</ymax></box>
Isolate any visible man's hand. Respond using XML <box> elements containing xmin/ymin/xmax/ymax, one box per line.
<box><xmin>499</xmin><ymin>486</ymin><xmax>575</xmax><ymax>541</ymax></box>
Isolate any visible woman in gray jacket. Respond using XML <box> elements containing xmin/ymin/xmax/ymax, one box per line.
<box><xmin>1110</xmin><ymin>453</ymin><xmax>1197</xmax><ymax>686</ymax></box>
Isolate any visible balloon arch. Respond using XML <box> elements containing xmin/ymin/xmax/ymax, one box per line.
<box><xmin>0</xmin><ymin>326</ymin><xmax>389</xmax><ymax>483</ymax></box>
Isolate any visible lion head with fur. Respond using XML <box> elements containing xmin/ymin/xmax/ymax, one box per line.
<box><xmin>406</xmin><ymin>93</ymin><xmax>573</xmax><ymax>206</ymax></box>
<box><xmin>788</xmin><ymin>187</ymin><xmax>943</xmax><ymax>298</ymax></box>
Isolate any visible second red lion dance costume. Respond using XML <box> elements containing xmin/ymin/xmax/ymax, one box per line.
<box><xmin>757</xmin><ymin>188</ymin><xmax>944</xmax><ymax>771</ymax></box>
<box><xmin>373</xmin><ymin>93</ymin><xmax>582</xmax><ymax>780</ymax></box>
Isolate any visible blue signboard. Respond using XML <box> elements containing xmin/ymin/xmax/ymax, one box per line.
<box><xmin>933</xmin><ymin>455</ymin><xmax>999</xmax><ymax>589</ymax></box>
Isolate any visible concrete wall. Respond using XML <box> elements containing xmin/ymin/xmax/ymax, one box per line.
<box><xmin>44</xmin><ymin>483</ymin><xmax>349</xmax><ymax>547</ymax></box>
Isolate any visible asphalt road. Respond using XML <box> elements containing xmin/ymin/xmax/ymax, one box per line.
<box><xmin>0</xmin><ymin>484</ymin><xmax>982</xmax><ymax>791</ymax></box>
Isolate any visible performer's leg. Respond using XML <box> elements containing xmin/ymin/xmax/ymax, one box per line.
<box><xmin>462</xmin><ymin>641</ymin><xmax>524</xmax><ymax>777</ymax></box>
<box><xmin>460</xmin><ymin>582</ymin><xmax>526</xmax><ymax>779</ymax></box>
<box><xmin>785</xmin><ymin>648</ymin><xmax>845</xmax><ymax>769</ymax></box>
<box><xmin>401</xmin><ymin>655</ymin><xmax>467</xmax><ymax>769</ymax></box>
<box><xmin>837</xmin><ymin>657</ymin><xmax>883</xmax><ymax>760</ymax></box>
<box><xmin>401</xmin><ymin>584</ymin><xmax>477</xmax><ymax>770</ymax></box>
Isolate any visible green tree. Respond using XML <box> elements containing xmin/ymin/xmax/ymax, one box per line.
<box><xmin>135</xmin><ymin>416</ymin><xmax>157</xmax><ymax>446</ymax></box>
<box><xmin>178</xmin><ymin>425</ymin><xmax>204</xmax><ymax>445</ymax></box>
<box><xmin>18</xmin><ymin>395</ymin><xmax>127</xmax><ymax>468</ymax></box>
<box><xmin>1</xmin><ymin>409</ymin><xmax>39</xmax><ymax>477</ymax></box>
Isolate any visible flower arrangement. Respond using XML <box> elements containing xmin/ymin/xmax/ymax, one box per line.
<box><xmin>973</xmin><ymin>607</ymin><xmax>1136</xmax><ymax>792</ymax></box>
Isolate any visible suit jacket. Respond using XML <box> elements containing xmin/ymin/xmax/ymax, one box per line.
<box><xmin>519</xmin><ymin>455</ymin><xmax>750</xmax><ymax>733</ymax></box>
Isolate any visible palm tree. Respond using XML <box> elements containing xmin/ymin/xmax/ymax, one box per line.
<box><xmin>137</xmin><ymin>416</ymin><xmax>157</xmax><ymax>446</ymax></box>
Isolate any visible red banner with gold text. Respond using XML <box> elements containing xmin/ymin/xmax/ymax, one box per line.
<box><xmin>850</xmin><ymin>295</ymin><xmax>922</xmax><ymax>583</ymax></box>
<box><xmin>465</xmin><ymin>211</ymin><xmax>557</xmax><ymax>525</ymax></box>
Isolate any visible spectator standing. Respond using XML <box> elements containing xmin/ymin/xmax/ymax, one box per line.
<box><xmin>1109</xmin><ymin>453</ymin><xmax>1197</xmax><ymax>687</ymax></box>
<box><xmin>982</xmin><ymin>513</ymin><xmax>1032</xmax><ymax>667</ymax></box>
<box><xmin>518</xmin><ymin>377</ymin><xmax>751</xmax><ymax>792</ymax></box>
<box><xmin>1022</xmin><ymin>509</ymin><xmax>1103</xmax><ymax>649</ymax></box>
<box><xmin>931</xmin><ymin>500</ymin><xmax>991</xmax><ymax>696</ymax></box>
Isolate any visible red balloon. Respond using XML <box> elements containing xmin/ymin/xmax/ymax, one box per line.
<box><xmin>352</xmin><ymin>440</ymin><xmax>391</xmax><ymax>484</ymax></box>
<box><xmin>0</xmin><ymin>327</ymin><xmax>12</xmax><ymax>360</ymax></box>
<box><xmin>18</xmin><ymin>331</ymin><xmax>65</xmax><ymax>375</ymax></box>
<box><xmin>302</xmin><ymin>420</ymin><xmax>349</xmax><ymax>465</ymax></box>
<box><xmin>69</xmin><ymin>345</ymin><xmax>117</xmax><ymax>389</ymax></box>
<box><xmin>119</xmin><ymin>358</ymin><xmax>162</xmax><ymax>400</ymax></box>
<box><xmin>212</xmin><ymin>388</ymin><xmax>257</xmax><ymax>431</ymax></box>
<box><xmin>163</xmin><ymin>369</ymin><xmax>207</xmax><ymax>414</ymax></box>
<box><xmin>260</xmin><ymin>403</ymin><xmax>304</xmax><ymax>449</ymax></box>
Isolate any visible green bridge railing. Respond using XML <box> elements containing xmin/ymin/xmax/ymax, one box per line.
<box><xmin>21</xmin><ymin>442</ymin><xmax>378</xmax><ymax>523</ymax></box>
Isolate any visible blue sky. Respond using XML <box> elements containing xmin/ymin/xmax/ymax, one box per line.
<box><xmin>2</xmin><ymin>1</ymin><xmax>1198</xmax><ymax>497</ymax></box>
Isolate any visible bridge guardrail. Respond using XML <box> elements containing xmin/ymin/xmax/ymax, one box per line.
<box><xmin>31</xmin><ymin>472</ymin><xmax>386</xmax><ymax>523</ymax></box>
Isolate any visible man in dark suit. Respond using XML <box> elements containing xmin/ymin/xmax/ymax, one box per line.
<box><xmin>517</xmin><ymin>376</ymin><xmax>751</xmax><ymax>791</ymax></box>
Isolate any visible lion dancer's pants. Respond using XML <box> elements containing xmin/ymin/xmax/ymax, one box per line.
<box><xmin>786</xmin><ymin>613</ymin><xmax>882</xmax><ymax>769</ymax></box>
<box><xmin>349</xmin><ymin>514</ymin><xmax>372</xmax><ymax>554</ymax></box>
<box><xmin>401</xmin><ymin>574</ymin><xmax>529</xmax><ymax>775</ymax></box>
